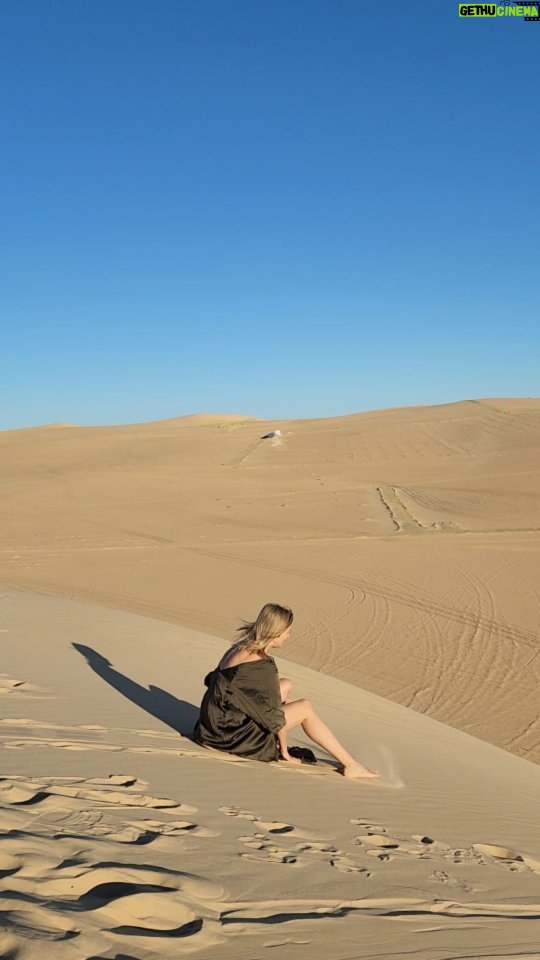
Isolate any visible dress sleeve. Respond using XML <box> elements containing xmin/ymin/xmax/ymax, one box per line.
<box><xmin>233</xmin><ymin>663</ymin><xmax>285</xmax><ymax>734</ymax></box>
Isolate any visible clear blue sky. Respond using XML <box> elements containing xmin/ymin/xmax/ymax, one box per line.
<box><xmin>2</xmin><ymin>1</ymin><xmax>538</xmax><ymax>429</ymax></box>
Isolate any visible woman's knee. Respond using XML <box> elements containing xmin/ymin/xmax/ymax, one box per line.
<box><xmin>283</xmin><ymin>698</ymin><xmax>313</xmax><ymax>728</ymax></box>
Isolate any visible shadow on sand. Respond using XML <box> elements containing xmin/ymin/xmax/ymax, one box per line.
<box><xmin>72</xmin><ymin>643</ymin><xmax>199</xmax><ymax>738</ymax></box>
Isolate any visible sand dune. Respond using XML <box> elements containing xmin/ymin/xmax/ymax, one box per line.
<box><xmin>1</xmin><ymin>589</ymin><xmax>539</xmax><ymax>959</ymax></box>
<box><xmin>1</xmin><ymin>398</ymin><xmax>539</xmax><ymax>765</ymax></box>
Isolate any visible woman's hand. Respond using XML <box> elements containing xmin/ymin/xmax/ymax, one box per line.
<box><xmin>277</xmin><ymin>729</ymin><xmax>301</xmax><ymax>763</ymax></box>
<box><xmin>279</xmin><ymin>748</ymin><xmax>302</xmax><ymax>764</ymax></box>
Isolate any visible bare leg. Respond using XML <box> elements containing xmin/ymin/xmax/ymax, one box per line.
<box><xmin>279</xmin><ymin>677</ymin><xmax>292</xmax><ymax>703</ymax></box>
<box><xmin>283</xmin><ymin>699</ymin><xmax>378</xmax><ymax>779</ymax></box>
<box><xmin>276</xmin><ymin>679</ymin><xmax>301</xmax><ymax>762</ymax></box>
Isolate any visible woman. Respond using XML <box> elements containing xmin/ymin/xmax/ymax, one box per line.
<box><xmin>194</xmin><ymin>602</ymin><xmax>378</xmax><ymax>779</ymax></box>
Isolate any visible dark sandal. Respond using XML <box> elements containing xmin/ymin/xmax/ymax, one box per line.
<box><xmin>288</xmin><ymin>746</ymin><xmax>317</xmax><ymax>764</ymax></box>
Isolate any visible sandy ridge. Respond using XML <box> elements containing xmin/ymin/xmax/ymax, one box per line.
<box><xmin>1</xmin><ymin>588</ymin><xmax>540</xmax><ymax>958</ymax></box>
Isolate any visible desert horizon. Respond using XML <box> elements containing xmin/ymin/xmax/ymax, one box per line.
<box><xmin>5</xmin><ymin>393</ymin><xmax>538</xmax><ymax>433</ymax></box>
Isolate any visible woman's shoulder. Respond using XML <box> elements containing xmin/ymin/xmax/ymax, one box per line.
<box><xmin>218</xmin><ymin>649</ymin><xmax>274</xmax><ymax>671</ymax></box>
<box><xmin>218</xmin><ymin>645</ymin><xmax>254</xmax><ymax>669</ymax></box>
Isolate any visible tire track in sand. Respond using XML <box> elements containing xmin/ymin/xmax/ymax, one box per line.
<box><xmin>183</xmin><ymin>544</ymin><xmax>540</xmax><ymax>650</ymax></box>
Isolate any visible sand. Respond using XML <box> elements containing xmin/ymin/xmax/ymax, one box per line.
<box><xmin>1</xmin><ymin>398</ymin><xmax>539</xmax><ymax>760</ymax></box>
<box><xmin>2</xmin><ymin>589</ymin><xmax>540</xmax><ymax>959</ymax></box>
<box><xmin>1</xmin><ymin>397</ymin><xmax>540</xmax><ymax>958</ymax></box>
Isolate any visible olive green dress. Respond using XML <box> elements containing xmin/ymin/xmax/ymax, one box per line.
<box><xmin>193</xmin><ymin>657</ymin><xmax>285</xmax><ymax>762</ymax></box>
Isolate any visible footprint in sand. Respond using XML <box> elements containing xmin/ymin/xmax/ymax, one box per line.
<box><xmin>349</xmin><ymin>818</ymin><xmax>540</xmax><ymax>881</ymax></box>
<box><xmin>356</xmin><ymin>834</ymin><xmax>400</xmax><ymax>849</ymax></box>
<box><xmin>0</xmin><ymin>773</ymin><xmax>220</xmax><ymax>858</ymax></box>
<box><xmin>355</xmin><ymin>834</ymin><xmax>412</xmax><ymax>862</ymax></box>
<box><xmin>295</xmin><ymin>841</ymin><xmax>338</xmax><ymax>854</ymax></box>
<box><xmin>219</xmin><ymin>805</ymin><xmax>258</xmax><ymax>821</ymax></box>
<box><xmin>0</xmin><ymin>674</ymin><xmax>45</xmax><ymax>697</ymax></box>
<box><xmin>329</xmin><ymin>857</ymin><xmax>371</xmax><ymax>876</ymax></box>
<box><xmin>219</xmin><ymin>806</ymin><xmax>328</xmax><ymax>841</ymax></box>
<box><xmin>472</xmin><ymin>843</ymin><xmax>538</xmax><ymax>873</ymax></box>
<box><xmin>31</xmin><ymin>807</ymin><xmax>217</xmax><ymax>844</ymax></box>
<box><xmin>227</xmin><ymin>809</ymin><xmax>370</xmax><ymax>877</ymax></box>
<box><xmin>350</xmin><ymin>819</ymin><xmax>386</xmax><ymax>832</ymax></box>
<box><xmin>1</xmin><ymin>786</ymin><xmax>540</xmax><ymax>955</ymax></box>
<box><xmin>352</xmin><ymin>824</ymin><xmax>449</xmax><ymax>863</ymax></box>
<box><xmin>240</xmin><ymin>846</ymin><xmax>302</xmax><ymax>866</ymax></box>
<box><xmin>431</xmin><ymin>842</ymin><xmax>536</xmax><ymax>876</ymax></box>
<box><xmin>430</xmin><ymin>869</ymin><xmax>473</xmax><ymax>893</ymax></box>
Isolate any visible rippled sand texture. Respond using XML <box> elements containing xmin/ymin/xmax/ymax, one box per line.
<box><xmin>1</xmin><ymin>589</ymin><xmax>540</xmax><ymax>960</ymax></box>
<box><xmin>1</xmin><ymin>398</ymin><xmax>539</xmax><ymax>762</ymax></box>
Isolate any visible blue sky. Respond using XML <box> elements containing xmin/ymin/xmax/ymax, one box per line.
<box><xmin>1</xmin><ymin>1</ymin><xmax>538</xmax><ymax>429</ymax></box>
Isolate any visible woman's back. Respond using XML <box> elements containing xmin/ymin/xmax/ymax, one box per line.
<box><xmin>218</xmin><ymin>646</ymin><xmax>264</xmax><ymax>671</ymax></box>
<box><xmin>194</xmin><ymin>651</ymin><xmax>285</xmax><ymax>762</ymax></box>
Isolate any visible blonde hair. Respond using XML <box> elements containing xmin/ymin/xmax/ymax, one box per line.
<box><xmin>234</xmin><ymin>603</ymin><xmax>294</xmax><ymax>655</ymax></box>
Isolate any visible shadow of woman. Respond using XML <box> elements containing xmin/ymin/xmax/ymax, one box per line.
<box><xmin>72</xmin><ymin>643</ymin><xmax>199</xmax><ymax>738</ymax></box>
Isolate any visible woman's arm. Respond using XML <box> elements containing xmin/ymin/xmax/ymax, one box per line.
<box><xmin>276</xmin><ymin>724</ymin><xmax>302</xmax><ymax>763</ymax></box>
<box><xmin>277</xmin><ymin>725</ymin><xmax>289</xmax><ymax>758</ymax></box>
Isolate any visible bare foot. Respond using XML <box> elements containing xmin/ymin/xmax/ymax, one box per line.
<box><xmin>341</xmin><ymin>761</ymin><xmax>379</xmax><ymax>780</ymax></box>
